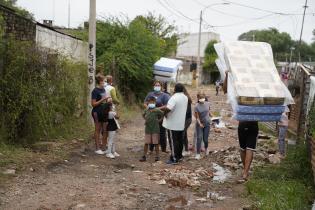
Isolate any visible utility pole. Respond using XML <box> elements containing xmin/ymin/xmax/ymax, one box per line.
<box><xmin>88</xmin><ymin>0</ymin><xmax>96</xmax><ymax>121</ymax></box>
<box><xmin>68</xmin><ymin>0</ymin><xmax>71</xmax><ymax>28</ymax></box>
<box><xmin>296</xmin><ymin>0</ymin><xmax>308</xmax><ymax>137</ymax></box>
<box><xmin>298</xmin><ymin>0</ymin><xmax>308</xmax><ymax>61</ymax></box>
<box><xmin>196</xmin><ymin>10</ymin><xmax>202</xmax><ymax>88</ymax></box>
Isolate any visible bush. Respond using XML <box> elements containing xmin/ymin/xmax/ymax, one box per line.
<box><xmin>0</xmin><ymin>36</ymin><xmax>88</xmax><ymax>145</ymax></box>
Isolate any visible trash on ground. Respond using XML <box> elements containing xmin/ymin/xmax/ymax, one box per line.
<box><xmin>2</xmin><ymin>169</ymin><xmax>16</xmax><ymax>175</ymax></box>
<box><xmin>212</xmin><ymin>163</ymin><xmax>231</xmax><ymax>183</ymax></box>
<box><xmin>157</xmin><ymin>179</ymin><xmax>167</xmax><ymax>185</ymax></box>
<box><xmin>149</xmin><ymin>166</ymin><xmax>213</xmax><ymax>188</ymax></box>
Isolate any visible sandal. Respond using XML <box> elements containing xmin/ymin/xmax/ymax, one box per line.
<box><xmin>237</xmin><ymin>177</ymin><xmax>248</xmax><ymax>184</ymax></box>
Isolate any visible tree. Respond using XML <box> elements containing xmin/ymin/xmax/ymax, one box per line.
<box><xmin>0</xmin><ymin>0</ymin><xmax>33</xmax><ymax>19</ymax></box>
<box><xmin>132</xmin><ymin>12</ymin><xmax>178</xmax><ymax>56</ymax></box>
<box><xmin>238</xmin><ymin>28</ymin><xmax>293</xmax><ymax>61</ymax></box>
<box><xmin>203</xmin><ymin>40</ymin><xmax>219</xmax><ymax>83</ymax></box>
<box><xmin>238</xmin><ymin>28</ymin><xmax>315</xmax><ymax>62</ymax></box>
<box><xmin>96</xmin><ymin>15</ymin><xmax>172</xmax><ymax>101</ymax></box>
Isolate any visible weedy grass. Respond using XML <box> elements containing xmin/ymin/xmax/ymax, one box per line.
<box><xmin>247</xmin><ymin>144</ymin><xmax>315</xmax><ymax>210</ymax></box>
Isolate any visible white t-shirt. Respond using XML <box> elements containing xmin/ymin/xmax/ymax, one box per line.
<box><xmin>105</xmin><ymin>84</ymin><xmax>114</xmax><ymax>98</ymax></box>
<box><xmin>162</xmin><ymin>92</ymin><xmax>188</xmax><ymax>131</ymax></box>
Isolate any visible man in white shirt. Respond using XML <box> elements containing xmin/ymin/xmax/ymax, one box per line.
<box><xmin>162</xmin><ymin>83</ymin><xmax>188</xmax><ymax>164</ymax></box>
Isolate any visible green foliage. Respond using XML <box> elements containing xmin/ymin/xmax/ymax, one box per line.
<box><xmin>132</xmin><ymin>12</ymin><xmax>178</xmax><ymax>56</ymax></box>
<box><xmin>203</xmin><ymin>40</ymin><xmax>218</xmax><ymax>73</ymax></box>
<box><xmin>238</xmin><ymin>28</ymin><xmax>315</xmax><ymax>62</ymax></box>
<box><xmin>0</xmin><ymin>36</ymin><xmax>88</xmax><ymax>145</ymax></box>
<box><xmin>246</xmin><ymin>144</ymin><xmax>315</xmax><ymax>210</ymax></box>
<box><xmin>96</xmin><ymin>14</ymin><xmax>177</xmax><ymax>101</ymax></box>
<box><xmin>0</xmin><ymin>0</ymin><xmax>33</xmax><ymax>19</ymax></box>
<box><xmin>309</xmin><ymin>102</ymin><xmax>315</xmax><ymax>138</ymax></box>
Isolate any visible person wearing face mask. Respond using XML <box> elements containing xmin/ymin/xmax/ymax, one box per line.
<box><xmin>194</xmin><ymin>93</ymin><xmax>212</xmax><ymax>160</ymax></box>
<box><xmin>91</xmin><ymin>73</ymin><xmax>109</xmax><ymax>155</ymax></box>
<box><xmin>140</xmin><ymin>96</ymin><xmax>164</xmax><ymax>162</ymax></box>
<box><xmin>144</xmin><ymin>81</ymin><xmax>171</xmax><ymax>153</ymax></box>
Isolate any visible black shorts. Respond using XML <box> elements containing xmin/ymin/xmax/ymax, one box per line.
<box><xmin>238</xmin><ymin>121</ymin><xmax>258</xmax><ymax>151</ymax></box>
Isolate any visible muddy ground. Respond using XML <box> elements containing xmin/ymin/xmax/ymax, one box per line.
<box><xmin>0</xmin><ymin>86</ymin><xmax>278</xmax><ymax>210</ymax></box>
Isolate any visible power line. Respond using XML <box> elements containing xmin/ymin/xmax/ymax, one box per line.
<box><xmin>156</xmin><ymin>0</ymin><xmax>199</xmax><ymax>24</ymax></box>
<box><xmin>223</xmin><ymin>0</ymin><xmax>314</xmax><ymax>16</ymax></box>
<box><xmin>161</xmin><ymin>0</ymin><xmax>199</xmax><ymax>22</ymax></box>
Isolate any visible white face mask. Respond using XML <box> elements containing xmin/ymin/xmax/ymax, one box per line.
<box><xmin>148</xmin><ymin>103</ymin><xmax>156</xmax><ymax>109</ymax></box>
<box><xmin>154</xmin><ymin>86</ymin><xmax>161</xmax><ymax>92</ymax></box>
<box><xmin>199</xmin><ymin>98</ymin><xmax>206</xmax><ymax>103</ymax></box>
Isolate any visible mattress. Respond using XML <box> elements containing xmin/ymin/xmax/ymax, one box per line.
<box><xmin>154</xmin><ymin>75</ymin><xmax>176</xmax><ymax>82</ymax></box>
<box><xmin>234</xmin><ymin>104</ymin><xmax>285</xmax><ymax>114</ymax></box>
<box><xmin>153</xmin><ymin>70</ymin><xmax>176</xmax><ymax>77</ymax></box>
<box><xmin>154</xmin><ymin>57</ymin><xmax>183</xmax><ymax>73</ymax></box>
<box><xmin>234</xmin><ymin>113</ymin><xmax>282</xmax><ymax>122</ymax></box>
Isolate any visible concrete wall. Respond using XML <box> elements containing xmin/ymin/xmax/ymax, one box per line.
<box><xmin>36</xmin><ymin>24</ymin><xmax>88</xmax><ymax>62</ymax></box>
<box><xmin>176</xmin><ymin>32</ymin><xmax>220</xmax><ymax>58</ymax></box>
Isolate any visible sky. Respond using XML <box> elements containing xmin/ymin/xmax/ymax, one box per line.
<box><xmin>16</xmin><ymin>0</ymin><xmax>315</xmax><ymax>44</ymax></box>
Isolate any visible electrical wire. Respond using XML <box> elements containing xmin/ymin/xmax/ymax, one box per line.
<box><xmin>222</xmin><ymin>0</ymin><xmax>314</xmax><ymax>16</ymax></box>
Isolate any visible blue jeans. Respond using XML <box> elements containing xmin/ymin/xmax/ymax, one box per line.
<box><xmin>196</xmin><ymin>122</ymin><xmax>210</xmax><ymax>154</ymax></box>
<box><xmin>278</xmin><ymin>126</ymin><xmax>288</xmax><ymax>155</ymax></box>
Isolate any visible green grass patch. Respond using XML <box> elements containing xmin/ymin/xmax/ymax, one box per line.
<box><xmin>246</xmin><ymin>144</ymin><xmax>315</xmax><ymax>210</ymax></box>
<box><xmin>258</xmin><ymin>122</ymin><xmax>277</xmax><ymax>136</ymax></box>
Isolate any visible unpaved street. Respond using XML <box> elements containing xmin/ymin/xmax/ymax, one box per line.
<box><xmin>0</xmin><ymin>86</ymin><xmax>276</xmax><ymax>210</ymax></box>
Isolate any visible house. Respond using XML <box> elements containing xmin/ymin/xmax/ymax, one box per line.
<box><xmin>176</xmin><ymin>32</ymin><xmax>220</xmax><ymax>85</ymax></box>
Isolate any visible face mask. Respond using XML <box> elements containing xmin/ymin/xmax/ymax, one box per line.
<box><xmin>154</xmin><ymin>86</ymin><xmax>161</xmax><ymax>92</ymax></box>
<box><xmin>148</xmin><ymin>103</ymin><xmax>156</xmax><ymax>109</ymax></box>
<box><xmin>199</xmin><ymin>98</ymin><xmax>206</xmax><ymax>103</ymax></box>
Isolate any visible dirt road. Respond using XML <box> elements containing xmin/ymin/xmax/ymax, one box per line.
<box><xmin>0</xmin><ymin>86</ymin><xmax>255</xmax><ymax>210</ymax></box>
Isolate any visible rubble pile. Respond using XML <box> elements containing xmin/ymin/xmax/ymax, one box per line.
<box><xmin>149</xmin><ymin>166</ymin><xmax>214</xmax><ymax>188</ymax></box>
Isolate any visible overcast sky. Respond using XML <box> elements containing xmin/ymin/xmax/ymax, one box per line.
<box><xmin>17</xmin><ymin>0</ymin><xmax>315</xmax><ymax>43</ymax></box>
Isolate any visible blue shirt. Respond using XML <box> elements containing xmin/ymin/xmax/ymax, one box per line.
<box><xmin>144</xmin><ymin>91</ymin><xmax>170</xmax><ymax>108</ymax></box>
<box><xmin>91</xmin><ymin>87</ymin><xmax>106</xmax><ymax>113</ymax></box>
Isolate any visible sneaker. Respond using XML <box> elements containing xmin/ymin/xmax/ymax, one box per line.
<box><xmin>182</xmin><ymin>151</ymin><xmax>191</xmax><ymax>157</ymax></box>
<box><xmin>95</xmin><ymin>150</ymin><xmax>105</xmax><ymax>155</ymax></box>
<box><xmin>106</xmin><ymin>153</ymin><xmax>115</xmax><ymax>159</ymax></box>
<box><xmin>104</xmin><ymin>149</ymin><xmax>110</xmax><ymax>154</ymax></box>
<box><xmin>205</xmin><ymin>149</ymin><xmax>209</xmax><ymax>156</ymax></box>
<box><xmin>113</xmin><ymin>152</ymin><xmax>120</xmax><ymax>157</ymax></box>
<box><xmin>195</xmin><ymin>154</ymin><xmax>201</xmax><ymax>160</ymax></box>
<box><xmin>166</xmin><ymin>159</ymin><xmax>178</xmax><ymax>165</ymax></box>
<box><xmin>139</xmin><ymin>156</ymin><xmax>146</xmax><ymax>162</ymax></box>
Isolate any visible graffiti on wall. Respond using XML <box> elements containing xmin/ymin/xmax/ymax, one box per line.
<box><xmin>88</xmin><ymin>43</ymin><xmax>95</xmax><ymax>85</ymax></box>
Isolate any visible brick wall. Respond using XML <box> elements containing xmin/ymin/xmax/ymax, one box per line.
<box><xmin>0</xmin><ymin>4</ymin><xmax>36</xmax><ymax>41</ymax></box>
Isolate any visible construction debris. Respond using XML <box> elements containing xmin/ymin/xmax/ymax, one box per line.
<box><xmin>149</xmin><ymin>166</ymin><xmax>213</xmax><ymax>188</ymax></box>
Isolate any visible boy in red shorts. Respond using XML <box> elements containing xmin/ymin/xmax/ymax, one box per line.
<box><xmin>140</xmin><ymin>96</ymin><xmax>164</xmax><ymax>162</ymax></box>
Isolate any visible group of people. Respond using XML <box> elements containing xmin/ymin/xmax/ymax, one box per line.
<box><xmin>141</xmin><ymin>81</ymin><xmax>212</xmax><ymax>164</ymax></box>
<box><xmin>91</xmin><ymin>73</ymin><xmax>290</xmax><ymax>182</ymax></box>
<box><xmin>91</xmin><ymin>74</ymin><xmax>120</xmax><ymax>159</ymax></box>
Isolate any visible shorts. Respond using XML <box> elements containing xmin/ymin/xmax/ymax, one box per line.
<box><xmin>92</xmin><ymin>111</ymin><xmax>106</xmax><ymax>123</ymax></box>
<box><xmin>238</xmin><ymin>121</ymin><xmax>258</xmax><ymax>151</ymax></box>
<box><xmin>145</xmin><ymin>134</ymin><xmax>159</xmax><ymax>145</ymax></box>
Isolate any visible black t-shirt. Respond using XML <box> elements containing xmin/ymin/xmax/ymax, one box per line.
<box><xmin>185</xmin><ymin>101</ymin><xmax>192</xmax><ymax>120</ymax></box>
<box><xmin>91</xmin><ymin>87</ymin><xmax>106</xmax><ymax>113</ymax></box>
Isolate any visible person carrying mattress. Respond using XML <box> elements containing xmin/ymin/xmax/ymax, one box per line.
<box><xmin>223</xmin><ymin>72</ymin><xmax>258</xmax><ymax>183</ymax></box>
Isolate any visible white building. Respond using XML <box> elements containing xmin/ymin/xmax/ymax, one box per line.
<box><xmin>176</xmin><ymin>32</ymin><xmax>220</xmax><ymax>58</ymax></box>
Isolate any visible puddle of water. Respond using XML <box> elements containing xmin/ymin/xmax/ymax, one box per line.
<box><xmin>212</xmin><ymin>163</ymin><xmax>231</xmax><ymax>183</ymax></box>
